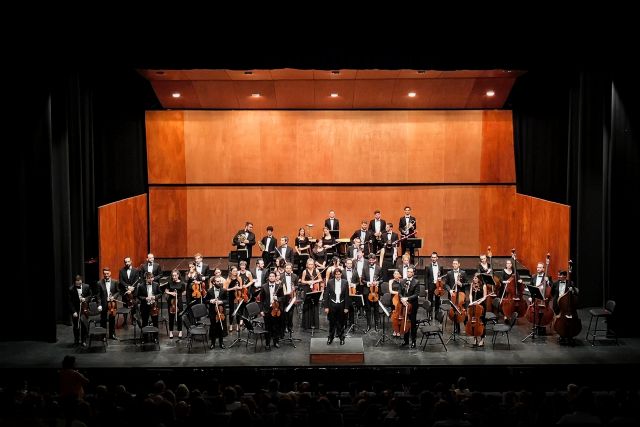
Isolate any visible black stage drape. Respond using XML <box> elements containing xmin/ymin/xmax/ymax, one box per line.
<box><xmin>511</xmin><ymin>70</ymin><xmax>639</xmax><ymax>335</ymax></box>
<box><xmin>6</xmin><ymin>67</ymin><xmax>155</xmax><ymax>341</ymax></box>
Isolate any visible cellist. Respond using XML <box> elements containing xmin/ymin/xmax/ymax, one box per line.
<box><xmin>399</xmin><ymin>266</ymin><xmax>419</xmax><ymax>348</ymax></box>
<box><xmin>388</xmin><ymin>270</ymin><xmax>403</xmax><ymax>337</ymax></box>
<box><xmin>445</xmin><ymin>259</ymin><xmax>467</xmax><ymax>335</ymax></box>
<box><xmin>468</xmin><ymin>273</ymin><xmax>487</xmax><ymax>347</ymax></box>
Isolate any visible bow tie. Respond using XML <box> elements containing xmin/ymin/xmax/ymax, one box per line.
<box><xmin>286</xmin><ymin>274</ymin><xmax>291</xmax><ymax>276</ymax></box>
<box><xmin>346</xmin><ymin>269</ymin><xmax>352</xmax><ymax>272</ymax></box>
<box><xmin>269</xmin><ymin>284</ymin><xmax>274</xmax><ymax>288</ymax></box>
<box><xmin>257</xmin><ymin>269</ymin><xmax>262</xmax><ymax>271</ymax></box>
<box><xmin>148</xmin><ymin>263</ymin><xmax>152</xmax><ymax>266</ymax></box>
<box><xmin>105</xmin><ymin>279</ymin><xmax>110</xmax><ymax>282</ymax></box>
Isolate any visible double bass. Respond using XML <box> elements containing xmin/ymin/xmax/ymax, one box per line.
<box><xmin>553</xmin><ymin>260</ymin><xmax>582</xmax><ymax>339</ymax></box>
<box><xmin>485</xmin><ymin>246</ymin><xmax>500</xmax><ymax>315</ymax></box>
<box><xmin>526</xmin><ymin>253</ymin><xmax>554</xmax><ymax>326</ymax></box>
<box><xmin>501</xmin><ymin>249</ymin><xmax>527</xmax><ymax>319</ymax></box>
<box><xmin>465</xmin><ymin>282</ymin><xmax>485</xmax><ymax>338</ymax></box>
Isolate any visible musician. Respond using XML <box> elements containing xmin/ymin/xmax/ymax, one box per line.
<box><xmin>397</xmin><ymin>253</ymin><xmax>411</xmax><ymax>279</ymax></box>
<box><xmin>281</xmin><ymin>263</ymin><xmax>298</xmax><ymax>335</ymax></box>
<box><xmin>300</xmin><ymin>258</ymin><xmax>322</xmax><ymax>330</ymax></box>
<box><xmin>194</xmin><ymin>253</ymin><xmax>210</xmax><ymax>278</ymax></box>
<box><xmin>252</xmin><ymin>259</ymin><xmax>267</xmax><ymax>300</ymax></box>
<box><xmin>399</xmin><ymin>267</ymin><xmax>419</xmax><ymax>348</ymax></box>
<box><xmin>206</xmin><ymin>276</ymin><xmax>228</xmax><ymax>349</ymax></box>
<box><xmin>346</xmin><ymin>237</ymin><xmax>362</xmax><ymax>261</ymax></box>
<box><xmin>97</xmin><ymin>267</ymin><xmax>120</xmax><ymax>340</ymax></box>
<box><xmin>425</xmin><ymin>252</ymin><xmax>442</xmax><ymax>319</ymax></box>
<box><xmin>551</xmin><ymin>270</ymin><xmax>578</xmax><ymax>315</ymax></box>
<box><xmin>355</xmin><ymin>249</ymin><xmax>366</xmax><ymax>278</ymax></box>
<box><xmin>165</xmin><ymin>269</ymin><xmax>185</xmax><ymax>339</ymax></box>
<box><xmin>118</xmin><ymin>257</ymin><xmax>138</xmax><ymax>326</ymax></box>
<box><xmin>238</xmin><ymin>260</ymin><xmax>254</xmax><ymax>290</ymax></box>
<box><xmin>533</xmin><ymin>261</ymin><xmax>552</xmax><ymax>297</ymax></box>
<box><xmin>502</xmin><ymin>259</ymin><xmax>514</xmax><ymax>281</ymax></box>
<box><xmin>369</xmin><ymin>211</ymin><xmax>386</xmax><ymax>253</ymax></box>
<box><xmin>321</xmin><ymin>227</ymin><xmax>337</xmax><ymax>258</ymax></box>
<box><xmin>343</xmin><ymin>258</ymin><xmax>361</xmax><ymax>326</ymax></box>
<box><xmin>351</xmin><ymin>220</ymin><xmax>374</xmax><ymax>255</ymax></box>
<box><xmin>468</xmin><ymin>273</ymin><xmax>487</xmax><ymax>347</ymax></box>
<box><xmin>68</xmin><ymin>274</ymin><xmax>90</xmax><ymax>347</ymax></box>
<box><xmin>260</xmin><ymin>271</ymin><xmax>284</xmax><ymax>349</ymax></box>
<box><xmin>324</xmin><ymin>210</ymin><xmax>340</xmax><ymax>238</ymax></box>
<box><xmin>185</xmin><ymin>262</ymin><xmax>206</xmax><ymax>306</ymax></box>
<box><xmin>294</xmin><ymin>227</ymin><xmax>311</xmax><ymax>273</ymax></box>
<box><xmin>324</xmin><ymin>268</ymin><xmax>350</xmax><ymax>345</ymax></box>
<box><xmin>137</xmin><ymin>272</ymin><xmax>161</xmax><ymax>338</ymax></box>
<box><xmin>139</xmin><ymin>253</ymin><xmax>162</xmax><ymax>280</ymax></box>
<box><xmin>477</xmin><ymin>254</ymin><xmax>491</xmax><ymax>274</ymax></box>
<box><xmin>312</xmin><ymin>239</ymin><xmax>328</xmax><ymax>270</ymax></box>
<box><xmin>380</xmin><ymin>223</ymin><xmax>399</xmax><ymax>281</ymax></box>
<box><xmin>388</xmin><ymin>270</ymin><xmax>403</xmax><ymax>337</ymax></box>
<box><xmin>224</xmin><ymin>266</ymin><xmax>245</xmax><ymax>332</ymax></box>
<box><xmin>361</xmin><ymin>253</ymin><xmax>382</xmax><ymax>332</ymax></box>
<box><xmin>325</xmin><ymin>256</ymin><xmax>343</xmax><ymax>283</ymax></box>
<box><xmin>259</xmin><ymin>226</ymin><xmax>277</xmax><ymax>268</ymax></box>
<box><xmin>232</xmin><ymin>221</ymin><xmax>256</xmax><ymax>264</ymax></box>
<box><xmin>445</xmin><ymin>259</ymin><xmax>467</xmax><ymax>334</ymax></box>
<box><xmin>398</xmin><ymin>206</ymin><xmax>417</xmax><ymax>262</ymax></box>
<box><xmin>276</xmin><ymin>236</ymin><xmax>295</xmax><ymax>265</ymax></box>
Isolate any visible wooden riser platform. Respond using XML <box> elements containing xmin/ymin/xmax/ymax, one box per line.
<box><xmin>309</xmin><ymin>337</ymin><xmax>364</xmax><ymax>364</ymax></box>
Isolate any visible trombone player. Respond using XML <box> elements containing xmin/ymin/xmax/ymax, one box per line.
<box><xmin>232</xmin><ymin>222</ymin><xmax>256</xmax><ymax>264</ymax></box>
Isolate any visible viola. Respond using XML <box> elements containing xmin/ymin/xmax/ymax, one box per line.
<box><xmin>368</xmin><ymin>281</ymin><xmax>379</xmax><ymax>302</ymax></box>
<box><xmin>349</xmin><ymin>282</ymin><xmax>357</xmax><ymax>296</ymax></box>
<box><xmin>191</xmin><ymin>280</ymin><xmax>203</xmax><ymax>299</ymax></box>
<box><xmin>434</xmin><ymin>276</ymin><xmax>446</xmax><ymax>297</ymax></box>
<box><xmin>107</xmin><ymin>298</ymin><xmax>117</xmax><ymax>317</ymax></box>
<box><xmin>169</xmin><ymin>296</ymin><xmax>177</xmax><ymax>314</ymax></box>
<box><xmin>150</xmin><ymin>297</ymin><xmax>159</xmax><ymax>317</ymax></box>
<box><xmin>553</xmin><ymin>260</ymin><xmax>582</xmax><ymax>339</ymax></box>
<box><xmin>81</xmin><ymin>300</ymin><xmax>89</xmax><ymax>318</ymax></box>
<box><xmin>271</xmin><ymin>300</ymin><xmax>281</xmax><ymax>317</ymax></box>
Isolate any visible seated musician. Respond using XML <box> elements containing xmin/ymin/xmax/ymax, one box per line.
<box><xmin>312</xmin><ymin>239</ymin><xmax>327</xmax><ymax>270</ymax></box>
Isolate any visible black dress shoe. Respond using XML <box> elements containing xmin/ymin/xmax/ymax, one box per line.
<box><xmin>209</xmin><ymin>344</ymin><xmax>215</xmax><ymax>349</ymax></box>
<box><xmin>401</xmin><ymin>341</ymin><xmax>409</xmax><ymax>347</ymax></box>
<box><xmin>274</xmin><ymin>342</ymin><xmax>280</xmax><ymax>348</ymax></box>
<box><xmin>219</xmin><ymin>343</ymin><xmax>226</xmax><ymax>349</ymax></box>
<box><xmin>410</xmin><ymin>342</ymin><xmax>416</xmax><ymax>349</ymax></box>
<box><xmin>340</xmin><ymin>338</ymin><xmax>345</xmax><ymax>345</ymax></box>
<box><xmin>327</xmin><ymin>338</ymin><xmax>334</xmax><ymax>345</ymax></box>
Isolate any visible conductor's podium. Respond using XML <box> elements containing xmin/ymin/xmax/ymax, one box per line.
<box><xmin>309</xmin><ymin>337</ymin><xmax>364</xmax><ymax>364</ymax></box>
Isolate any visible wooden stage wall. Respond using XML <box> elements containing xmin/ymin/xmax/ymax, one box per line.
<box><xmin>98</xmin><ymin>194</ymin><xmax>148</xmax><ymax>274</ymax></box>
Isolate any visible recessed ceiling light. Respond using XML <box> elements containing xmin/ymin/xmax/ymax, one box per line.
<box><xmin>330</xmin><ymin>93</ymin><xmax>339</xmax><ymax>98</ymax></box>
<box><xmin>244</xmin><ymin>71</ymin><xmax>253</xmax><ymax>75</ymax></box>
<box><xmin>171</xmin><ymin>92</ymin><xmax>181</xmax><ymax>98</ymax></box>
<box><xmin>331</xmin><ymin>70</ymin><xmax>340</xmax><ymax>75</ymax></box>
<box><xmin>408</xmin><ymin>92</ymin><xmax>417</xmax><ymax>98</ymax></box>
<box><xmin>251</xmin><ymin>93</ymin><xmax>261</xmax><ymax>98</ymax></box>
<box><xmin>486</xmin><ymin>90</ymin><xmax>495</xmax><ymax>97</ymax></box>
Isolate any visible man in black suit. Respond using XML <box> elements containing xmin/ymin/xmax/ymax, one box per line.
<box><xmin>68</xmin><ymin>274</ymin><xmax>91</xmax><ymax>346</ymax></box>
<box><xmin>206</xmin><ymin>276</ymin><xmax>228</xmax><ymax>349</ymax></box>
<box><xmin>140</xmin><ymin>253</ymin><xmax>162</xmax><ymax>281</ymax></box>
<box><xmin>324</xmin><ymin>210</ymin><xmax>340</xmax><ymax>239</ymax></box>
<box><xmin>260</xmin><ymin>271</ymin><xmax>284</xmax><ymax>349</ymax></box>
<box><xmin>361</xmin><ymin>253</ymin><xmax>382</xmax><ymax>332</ymax></box>
<box><xmin>118</xmin><ymin>256</ymin><xmax>138</xmax><ymax>325</ymax></box>
<box><xmin>343</xmin><ymin>258</ymin><xmax>361</xmax><ymax>327</ymax></box>
<box><xmin>445</xmin><ymin>259</ymin><xmax>467</xmax><ymax>334</ymax></box>
<box><xmin>551</xmin><ymin>270</ymin><xmax>578</xmax><ymax>315</ymax></box>
<box><xmin>194</xmin><ymin>253</ymin><xmax>210</xmax><ymax>279</ymax></box>
<box><xmin>276</xmin><ymin>236</ymin><xmax>295</xmax><ymax>265</ymax></box>
<box><xmin>398</xmin><ymin>206</ymin><xmax>417</xmax><ymax>262</ymax></box>
<box><xmin>252</xmin><ymin>258</ymin><xmax>267</xmax><ymax>300</ymax></box>
<box><xmin>399</xmin><ymin>267</ymin><xmax>420</xmax><ymax>348</ymax></box>
<box><xmin>137</xmin><ymin>272</ymin><xmax>161</xmax><ymax>335</ymax></box>
<box><xmin>324</xmin><ymin>268</ymin><xmax>350</xmax><ymax>345</ymax></box>
<box><xmin>281</xmin><ymin>262</ymin><xmax>299</xmax><ymax>335</ymax></box>
<box><xmin>233</xmin><ymin>222</ymin><xmax>256</xmax><ymax>264</ymax></box>
<box><xmin>380</xmin><ymin>223</ymin><xmax>399</xmax><ymax>281</ymax></box>
<box><xmin>425</xmin><ymin>251</ymin><xmax>443</xmax><ymax>319</ymax></box>
<box><xmin>260</xmin><ymin>226</ymin><xmax>278</xmax><ymax>268</ymax></box>
<box><xmin>97</xmin><ymin>267</ymin><xmax>120</xmax><ymax>340</ymax></box>
<box><xmin>351</xmin><ymin>221</ymin><xmax>375</xmax><ymax>255</ymax></box>
<box><xmin>368</xmin><ymin>210</ymin><xmax>386</xmax><ymax>253</ymax></box>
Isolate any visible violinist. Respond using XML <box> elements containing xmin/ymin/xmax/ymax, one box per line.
<box><xmin>388</xmin><ymin>270</ymin><xmax>403</xmax><ymax>337</ymax></box>
<box><xmin>321</xmin><ymin>227</ymin><xmax>337</xmax><ymax>258</ymax></box>
<box><xmin>445</xmin><ymin>259</ymin><xmax>467</xmax><ymax>335</ymax></box>
<box><xmin>232</xmin><ymin>221</ymin><xmax>256</xmax><ymax>264</ymax></box>
<box><xmin>224</xmin><ymin>266</ymin><xmax>245</xmax><ymax>332</ymax></box>
<box><xmin>294</xmin><ymin>227</ymin><xmax>311</xmax><ymax>273</ymax></box>
<box><xmin>118</xmin><ymin>257</ymin><xmax>138</xmax><ymax>326</ymax></box>
<box><xmin>68</xmin><ymin>274</ymin><xmax>90</xmax><ymax>347</ymax></box>
<box><xmin>346</xmin><ymin>237</ymin><xmax>363</xmax><ymax>261</ymax></box>
<box><xmin>361</xmin><ymin>253</ymin><xmax>382</xmax><ymax>332</ymax></box>
<box><xmin>97</xmin><ymin>267</ymin><xmax>120</xmax><ymax>340</ymax></box>
<box><xmin>312</xmin><ymin>239</ymin><xmax>327</xmax><ymax>270</ymax></box>
<box><xmin>343</xmin><ymin>258</ymin><xmax>361</xmax><ymax>327</ymax></box>
<box><xmin>399</xmin><ymin>267</ymin><xmax>419</xmax><ymax>348</ymax></box>
<box><xmin>282</xmin><ymin>263</ymin><xmax>298</xmax><ymax>336</ymax></box>
<box><xmin>194</xmin><ymin>253</ymin><xmax>210</xmax><ymax>278</ymax></box>
<box><xmin>324</xmin><ymin>268</ymin><xmax>350</xmax><ymax>345</ymax></box>
<box><xmin>351</xmin><ymin>220</ymin><xmax>374</xmax><ymax>255</ymax></box>
<box><xmin>260</xmin><ymin>225</ymin><xmax>277</xmax><ymax>268</ymax></box>
<box><xmin>468</xmin><ymin>274</ymin><xmax>487</xmax><ymax>347</ymax></box>
<box><xmin>185</xmin><ymin>262</ymin><xmax>205</xmax><ymax>306</ymax></box>
<box><xmin>551</xmin><ymin>270</ymin><xmax>578</xmax><ymax>315</ymax></box>
<box><xmin>426</xmin><ymin>252</ymin><xmax>442</xmax><ymax>319</ymax></box>
<box><xmin>260</xmin><ymin>271</ymin><xmax>284</xmax><ymax>349</ymax></box>
<box><xmin>368</xmin><ymin>210</ymin><xmax>386</xmax><ymax>253</ymax></box>
<box><xmin>398</xmin><ymin>206</ymin><xmax>417</xmax><ymax>262</ymax></box>
<box><xmin>165</xmin><ymin>269</ymin><xmax>185</xmax><ymax>339</ymax></box>
<box><xmin>206</xmin><ymin>276</ymin><xmax>227</xmax><ymax>349</ymax></box>
<box><xmin>325</xmin><ymin>256</ymin><xmax>343</xmax><ymax>285</ymax></box>
<box><xmin>139</xmin><ymin>253</ymin><xmax>162</xmax><ymax>281</ymax></box>
<box><xmin>137</xmin><ymin>272</ymin><xmax>161</xmax><ymax>341</ymax></box>
<box><xmin>380</xmin><ymin>223</ymin><xmax>399</xmax><ymax>281</ymax></box>
<box><xmin>276</xmin><ymin>236</ymin><xmax>295</xmax><ymax>265</ymax></box>
<box><xmin>300</xmin><ymin>258</ymin><xmax>322</xmax><ymax>330</ymax></box>
<box><xmin>238</xmin><ymin>260</ymin><xmax>255</xmax><ymax>294</ymax></box>
<box><xmin>477</xmin><ymin>254</ymin><xmax>492</xmax><ymax>274</ymax></box>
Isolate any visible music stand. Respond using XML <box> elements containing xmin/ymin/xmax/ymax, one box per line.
<box><xmin>304</xmin><ymin>291</ymin><xmax>324</xmax><ymax>336</ymax></box>
<box><xmin>345</xmin><ymin>294</ymin><xmax>366</xmax><ymax>336</ymax></box>
<box><xmin>522</xmin><ymin>285</ymin><xmax>544</xmax><ymax>342</ymax></box>
<box><xmin>375</xmin><ymin>298</ymin><xmax>394</xmax><ymax>346</ymax></box>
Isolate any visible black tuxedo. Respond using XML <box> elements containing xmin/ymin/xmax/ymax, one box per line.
<box><xmin>368</xmin><ymin>218</ymin><xmax>387</xmax><ymax>234</ymax></box>
<box><xmin>233</xmin><ymin>229</ymin><xmax>256</xmax><ymax>262</ymax></box>
<box><xmin>136</xmin><ymin>281</ymin><xmax>161</xmax><ymax>327</ymax></box>
<box><xmin>351</xmin><ymin>229</ymin><xmax>375</xmax><ymax>254</ymax></box>
<box><xmin>398</xmin><ymin>215</ymin><xmax>417</xmax><ymax>261</ymax></box>
<box><xmin>119</xmin><ymin>266</ymin><xmax>139</xmax><ymax>287</ymax></box>
<box><xmin>206</xmin><ymin>286</ymin><xmax>228</xmax><ymax>343</ymax></box>
<box><xmin>261</xmin><ymin>235</ymin><xmax>278</xmax><ymax>267</ymax></box>
<box><xmin>381</xmin><ymin>231</ymin><xmax>399</xmax><ymax>280</ymax></box>
<box><xmin>97</xmin><ymin>279</ymin><xmax>120</xmax><ymax>337</ymax></box>
<box><xmin>324</xmin><ymin>278</ymin><xmax>350</xmax><ymax>340</ymax></box>
<box><xmin>68</xmin><ymin>283</ymin><xmax>91</xmax><ymax>344</ymax></box>
<box><xmin>281</xmin><ymin>272</ymin><xmax>298</xmax><ymax>333</ymax></box>
<box><xmin>260</xmin><ymin>282</ymin><xmax>284</xmax><ymax>346</ymax></box>
<box><xmin>425</xmin><ymin>263</ymin><xmax>443</xmax><ymax>315</ymax></box>
<box><xmin>361</xmin><ymin>264</ymin><xmax>382</xmax><ymax>328</ymax></box>
<box><xmin>139</xmin><ymin>262</ymin><xmax>162</xmax><ymax>280</ymax></box>
<box><xmin>551</xmin><ymin>280</ymin><xmax>577</xmax><ymax>314</ymax></box>
<box><xmin>324</xmin><ymin>217</ymin><xmax>340</xmax><ymax>231</ymax></box>
<box><xmin>445</xmin><ymin>269</ymin><xmax>467</xmax><ymax>293</ymax></box>
<box><xmin>400</xmin><ymin>277</ymin><xmax>420</xmax><ymax>343</ymax></box>
<box><xmin>195</xmin><ymin>263</ymin><xmax>210</xmax><ymax>278</ymax></box>
<box><xmin>276</xmin><ymin>245</ymin><xmax>294</xmax><ymax>264</ymax></box>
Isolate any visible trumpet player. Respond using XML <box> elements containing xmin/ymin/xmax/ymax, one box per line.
<box><xmin>232</xmin><ymin>222</ymin><xmax>256</xmax><ymax>264</ymax></box>
<box><xmin>398</xmin><ymin>206</ymin><xmax>417</xmax><ymax>262</ymax></box>
<box><xmin>260</xmin><ymin>226</ymin><xmax>277</xmax><ymax>268</ymax></box>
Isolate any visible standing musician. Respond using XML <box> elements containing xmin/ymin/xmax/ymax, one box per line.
<box><xmin>477</xmin><ymin>254</ymin><xmax>492</xmax><ymax>274</ymax></box>
<box><xmin>118</xmin><ymin>256</ymin><xmax>138</xmax><ymax>326</ymax></box>
<box><xmin>232</xmin><ymin>221</ymin><xmax>256</xmax><ymax>264</ymax></box>
<box><xmin>551</xmin><ymin>270</ymin><xmax>578</xmax><ymax>315</ymax></box>
<box><xmin>351</xmin><ymin>220</ymin><xmax>374</xmax><ymax>255</ymax></box>
<box><xmin>300</xmin><ymin>258</ymin><xmax>322</xmax><ymax>330</ymax></box>
<box><xmin>165</xmin><ymin>269</ymin><xmax>185</xmax><ymax>339</ymax></box>
<box><xmin>468</xmin><ymin>273</ymin><xmax>487</xmax><ymax>347</ymax></box>
<box><xmin>294</xmin><ymin>227</ymin><xmax>311</xmax><ymax>274</ymax></box>
<box><xmin>185</xmin><ymin>262</ymin><xmax>206</xmax><ymax>306</ymax></box>
<box><xmin>252</xmin><ymin>259</ymin><xmax>267</xmax><ymax>300</ymax></box>
<box><xmin>324</xmin><ymin>268</ymin><xmax>350</xmax><ymax>345</ymax></box>
<box><xmin>369</xmin><ymin>210</ymin><xmax>387</xmax><ymax>253</ymax></box>
<box><xmin>398</xmin><ymin>206</ymin><xmax>417</xmax><ymax>262</ymax></box>
<box><xmin>206</xmin><ymin>276</ymin><xmax>228</xmax><ymax>349</ymax></box>
<box><xmin>97</xmin><ymin>267</ymin><xmax>120</xmax><ymax>340</ymax></box>
<box><xmin>276</xmin><ymin>236</ymin><xmax>295</xmax><ymax>265</ymax></box>
<box><xmin>388</xmin><ymin>270</ymin><xmax>403</xmax><ymax>336</ymax></box>
<box><xmin>361</xmin><ymin>253</ymin><xmax>382</xmax><ymax>332</ymax></box>
<box><xmin>346</xmin><ymin>237</ymin><xmax>363</xmax><ymax>261</ymax></box>
<box><xmin>312</xmin><ymin>239</ymin><xmax>328</xmax><ymax>270</ymax></box>
<box><xmin>194</xmin><ymin>253</ymin><xmax>210</xmax><ymax>278</ymax></box>
<box><xmin>355</xmin><ymin>250</ymin><xmax>366</xmax><ymax>279</ymax></box>
<box><xmin>399</xmin><ymin>267</ymin><xmax>419</xmax><ymax>348</ymax></box>
<box><xmin>325</xmin><ymin>256</ymin><xmax>343</xmax><ymax>284</ymax></box>
<box><xmin>281</xmin><ymin>262</ymin><xmax>298</xmax><ymax>335</ymax></box>
<box><xmin>137</xmin><ymin>272</ymin><xmax>161</xmax><ymax>338</ymax></box>
<box><xmin>238</xmin><ymin>260</ymin><xmax>255</xmax><ymax>291</ymax></box>
<box><xmin>445</xmin><ymin>259</ymin><xmax>467</xmax><ymax>335</ymax></box>
<box><xmin>260</xmin><ymin>226</ymin><xmax>277</xmax><ymax>268</ymax></box>
<box><xmin>380</xmin><ymin>223</ymin><xmax>399</xmax><ymax>281</ymax></box>
<box><xmin>343</xmin><ymin>258</ymin><xmax>361</xmax><ymax>327</ymax></box>
<box><xmin>224</xmin><ymin>266</ymin><xmax>245</xmax><ymax>332</ymax></box>
<box><xmin>321</xmin><ymin>227</ymin><xmax>337</xmax><ymax>259</ymax></box>
<box><xmin>425</xmin><ymin>251</ymin><xmax>442</xmax><ymax>320</ymax></box>
<box><xmin>260</xmin><ymin>271</ymin><xmax>284</xmax><ymax>349</ymax></box>
<box><xmin>140</xmin><ymin>253</ymin><xmax>162</xmax><ymax>281</ymax></box>
<box><xmin>68</xmin><ymin>274</ymin><xmax>90</xmax><ymax>347</ymax></box>
<box><xmin>324</xmin><ymin>210</ymin><xmax>340</xmax><ymax>238</ymax></box>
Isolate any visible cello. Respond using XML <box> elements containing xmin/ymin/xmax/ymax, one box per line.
<box><xmin>465</xmin><ymin>276</ymin><xmax>485</xmax><ymax>339</ymax></box>
<box><xmin>553</xmin><ymin>260</ymin><xmax>582</xmax><ymax>339</ymax></box>
<box><xmin>448</xmin><ymin>274</ymin><xmax>466</xmax><ymax>323</ymax></box>
<box><xmin>501</xmin><ymin>249</ymin><xmax>527</xmax><ymax>320</ymax></box>
<box><xmin>526</xmin><ymin>253</ymin><xmax>554</xmax><ymax>326</ymax></box>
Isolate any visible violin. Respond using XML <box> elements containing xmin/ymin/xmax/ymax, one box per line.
<box><xmin>349</xmin><ymin>283</ymin><xmax>357</xmax><ymax>296</ymax></box>
<box><xmin>368</xmin><ymin>280</ymin><xmax>379</xmax><ymax>302</ymax></box>
<box><xmin>150</xmin><ymin>296</ymin><xmax>159</xmax><ymax>317</ymax></box>
<box><xmin>271</xmin><ymin>300</ymin><xmax>281</xmax><ymax>317</ymax></box>
<box><xmin>214</xmin><ymin>299</ymin><xmax>225</xmax><ymax>322</ymax></box>
<box><xmin>80</xmin><ymin>299</ymin><xmax>89</xmax><ymax>318</ymax></box>
<box><xmin>169</xmin><ymin>295</ymin><xmax>177</xmax><ymax>314</ymax></box>
<box><xmin>553</xmin><ymin>260</ymin><xmax>582</xmax><ymax>339</ymax></box>
<box><xmin>107</xmin><ymin>298</ymin><xmax>118</xmax><ymax>317</ymax></box>
<box><xmin>434</xmin><ymin>275</ymin><xmax>447</xmax><ymax>297</ymax></box>
<box><xmin>191</xmin><ymin>279</ymin><xmax>204</xmax><ymax>299</ymax></box>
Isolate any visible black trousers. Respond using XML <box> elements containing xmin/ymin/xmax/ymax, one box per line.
<box><xmin>72</xmin><ymin>315</ymin><xmax>88</xmax><ymax>343</ymax></box>
<box><xmin>402</xmin><ymin>303</ymin><xmax>418</xmax><ymax>343</ymax></box>
<box><xmin>168</xmin><ymin>311</ymin><xmax>183</xmax><ymax>332</ymax></box>
<box><xmin>100</xmin><ymin>312</ymin><xmax>117</xmax><ymax>337</ymax></box>
<box><xmin>140</xmin><ymin>304</ymin><xmax>159</xmax><ymax>328</ymax></box>
<box><xmin>209</xmin><ymin>315</ymin><xmax>227</xmax><ymax>345</ymax></box>
<box><xmin>283</xmin><ymin>296</ymin><xmax>294</xmax><ymax>334</ymax></box>
<box><xmin>264</xmin><ymin>312</ymin><xmax>282</xmax><ymax>345</ymax></box>
<box><xmin>327</xmin><ymin>301</ymin><xmax>347</xmax><ymax>339</ymax></box>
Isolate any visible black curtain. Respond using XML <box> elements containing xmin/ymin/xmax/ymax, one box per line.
<box><xmin>511</xmin><ymin>70</ymin><xmax>639</xmax><ymax>336</ymax></box>
<box><xmin>6</xmin><ymin>67</ymin><xmax>155</xmax><ymax>341</ymax></box>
